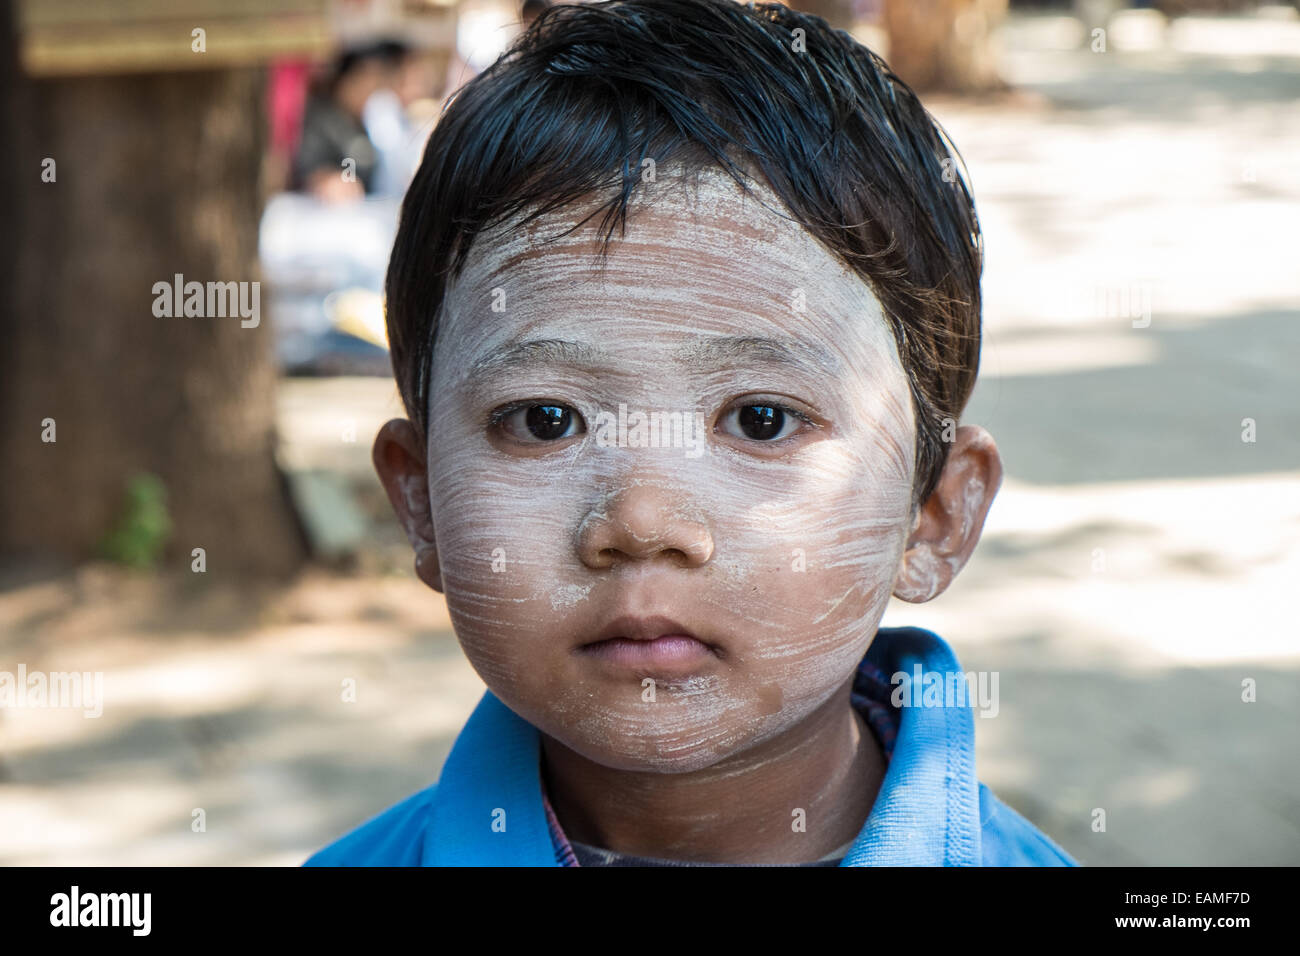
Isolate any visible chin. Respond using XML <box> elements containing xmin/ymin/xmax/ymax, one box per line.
<box><xmin>544</xmin><ymin>703</ymin><xmax>782</xmax><ymax>775</ymax></box>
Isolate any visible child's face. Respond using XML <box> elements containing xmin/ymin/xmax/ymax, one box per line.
<box><xmin>421</xmin><ymin>167</ymin><xmax>919</xmax><ymax>772</ymax></box>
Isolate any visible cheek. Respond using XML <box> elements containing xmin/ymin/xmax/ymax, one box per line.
<box><xmin>723</xmin><ymin>439</ymin><xmax>913</xmax><ymax>690</ymax></box>
<box><xmin>425</xmin><ymin>432</ymin><xmax>592</xmax><ymax>688</ymax></box>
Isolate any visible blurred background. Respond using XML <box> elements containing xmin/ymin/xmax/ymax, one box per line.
<box><xmin>1</xmin><ymin>0</ymin><xmax>1297</xmax><ymax>865</ymax></box>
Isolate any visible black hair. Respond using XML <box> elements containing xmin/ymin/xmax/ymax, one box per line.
<box><xmin>329</xmin><ymin>38</ymin><xmax>410</xmax><ymax>93</ymax></box>
<box><xmin>385</xmin><ymin>0</ymin><xmax>983</xmax><ymax>513</ymax></box>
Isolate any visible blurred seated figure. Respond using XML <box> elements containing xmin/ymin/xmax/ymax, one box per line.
<box><xmin>267</xmin><ymin>40</ymin><xmax>441</xmax><ymax>373</ymax></box>
<box><xmin>293</xmin><ymin>42</ymin><xmax>401</xmax><ymax>202</ymax></box>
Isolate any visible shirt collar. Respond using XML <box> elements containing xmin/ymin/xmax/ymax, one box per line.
<box><xmin>842</xmin><ymin>626</ymin><xmax>982</xmax><ymax>866</ymax></box>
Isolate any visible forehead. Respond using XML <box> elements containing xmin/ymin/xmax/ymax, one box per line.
<box><xmin>433</xmin><ymin>165</ymin><xmax>904</xmax><ymax>392</ymax></box>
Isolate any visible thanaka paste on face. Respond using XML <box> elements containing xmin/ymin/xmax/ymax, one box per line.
<box><xmin>424</xmin><ymin>164</ymin><xmax>920</xmax><ymax>772</ymax></box>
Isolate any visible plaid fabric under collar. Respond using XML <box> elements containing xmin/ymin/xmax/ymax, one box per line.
<box><xmin>541</xmin><ymin>656</ymin><xmax>901</xmax><ymax>866</ymax></box>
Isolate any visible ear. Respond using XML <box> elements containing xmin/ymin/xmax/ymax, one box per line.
<box><xmin>372</xmin><ymin>418</ymin><xmax>443</xmax><ymax>593</ymax></box>
<box><xmin>892</xmin><ymin>424</ymin><xmax>1002</xmax><ymax>604</ymax></box>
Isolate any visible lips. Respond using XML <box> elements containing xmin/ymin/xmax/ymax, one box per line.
<box><xmin>589</xmin><ymin>614</ymin><xmax>702</xmax><ymax>645</ymax></box>
<box><xmin>579</xmin><ymin>614</ymin><xmax>720</xmax><ymax>673</ymax></box>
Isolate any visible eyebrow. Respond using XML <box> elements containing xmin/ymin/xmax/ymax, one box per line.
<box><xmin>468</xmin><ymin>338</ymin><xmax>604</xmax><ymax>379</ymax></box>
<box><xmin>466</xmin><ymin>334</ymin><xmax>841</xmax><ymax>382</ymax></box>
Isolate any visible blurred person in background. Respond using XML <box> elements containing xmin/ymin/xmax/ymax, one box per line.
<box><xmin>294</xmin><ymin>41</ymin><xmax>404</xmax><ymax>202</ymax></box>
<box><xmin>266</xmin><ymin>40</ymin><xmax>425</xmax><ymax>372</ymax></box>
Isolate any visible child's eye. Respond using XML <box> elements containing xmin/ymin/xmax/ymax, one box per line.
<box><xmin>491</xmin><ymin>402</ymin><xmax>586</xmax><ymax>443</ymax></box>
<box><xmin>717</xmin><ymin>402</ymin><xmax>812</xmax><ymax>442</ymax></box>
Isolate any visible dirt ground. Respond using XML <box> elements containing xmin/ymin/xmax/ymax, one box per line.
<box><xmin>2</xmin><ymin>8</ymin><xmax>1298</xmax><ymax>865</ymax></box>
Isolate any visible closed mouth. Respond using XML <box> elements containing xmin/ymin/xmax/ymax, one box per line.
<box><xmin>578</xmin><ymin>613</ymin><xmax>723</xmax><ymax>669</ymax></box>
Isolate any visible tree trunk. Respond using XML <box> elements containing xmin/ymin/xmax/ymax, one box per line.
<box><xmin>1</xmin><ymin>14</ymin><xmax>307</xmax><ymax>578</ymax></box>
<box><xmin>883</xmin><ymin>0</ymin><xmax>1008</xmax><ymax>94</ymax></box>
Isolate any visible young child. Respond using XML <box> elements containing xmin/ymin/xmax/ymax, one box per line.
<box><xmin>306</xmin><ymin>0</ymin><xmax>1077</xmax><ymax>867</ymax></box>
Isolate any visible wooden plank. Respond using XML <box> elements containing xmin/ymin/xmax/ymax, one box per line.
<box><xmin>18</xmin><ymin>0</ymin><xmax>331</xmax><ymax>75</ymax></box>
<box><xmin>21</xmin><ymin>0</ymin><xmax>327</xmax><ymax>28</ymax></box>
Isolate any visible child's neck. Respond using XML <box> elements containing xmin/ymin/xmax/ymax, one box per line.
<box><xmin>539</xmin><ymin>680</ymin><xmax>884</xmax><ymax>864</ymax></box>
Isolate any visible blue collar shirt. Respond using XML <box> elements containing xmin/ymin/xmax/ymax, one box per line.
<box><xmin>305</xmin><ymin>626</ymin><xmax>1078</xmax><ymax>867</ymax></box>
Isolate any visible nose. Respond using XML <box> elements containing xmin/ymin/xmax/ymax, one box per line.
<box><xmin>577</xmin><ymin>485</ymin><xmax>714</xmax><ymax>570</ymax></box>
